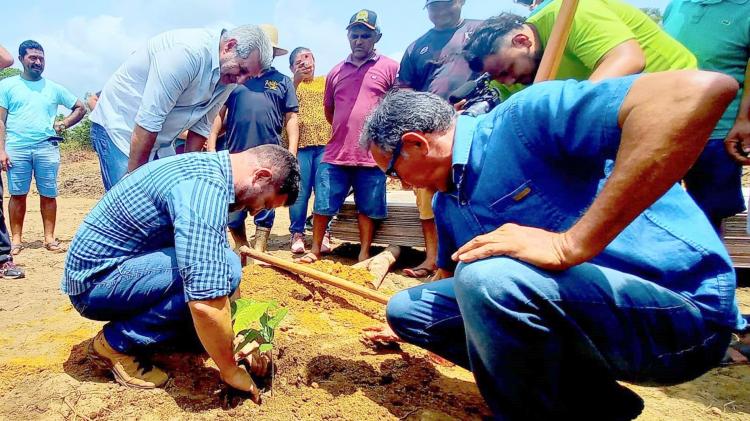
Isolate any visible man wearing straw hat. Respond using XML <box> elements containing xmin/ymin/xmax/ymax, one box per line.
<box><xmin>207</xmin><ymin>24</ymin><xmax>299</xmax><ymax>254</ymax></box>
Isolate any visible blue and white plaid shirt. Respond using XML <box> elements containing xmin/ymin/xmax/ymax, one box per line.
<box><xmin>61</xmin><ymin>151</ymin><xmax>236</xmax><ymax>301</ymax></box>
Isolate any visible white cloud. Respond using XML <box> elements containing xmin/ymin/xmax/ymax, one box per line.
<box><xmin>35</xmin><ymin>15</ymin><xmax>146</xmax><ymax>97</ymax></box>
<box><xmin>273</xmin><ymin>0</ymin><xmax>350</xmax><ymax>76</ymax></box>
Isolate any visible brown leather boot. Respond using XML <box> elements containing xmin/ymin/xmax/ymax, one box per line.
<box><xmin>88</xmin><ymin>330</ymin><xmax>169</xmax><ymax>389</ymax></box>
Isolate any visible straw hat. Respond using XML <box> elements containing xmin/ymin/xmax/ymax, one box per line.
<box><xmin>259</xmin><ymin>24</ymin><xmax>288</xmax><ymax>57</ymax></box>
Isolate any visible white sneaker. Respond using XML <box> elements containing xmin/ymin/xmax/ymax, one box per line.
<box><xmin>290</xmin><ymin>233</ymin><xmax>306</xmax><ymax>254</ymax></box>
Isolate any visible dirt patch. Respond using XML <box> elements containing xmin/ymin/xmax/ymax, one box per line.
<box><xmin>1</xmin><ymin>152</ymin><xmax>750</xmax><ymax>420</ymax></box>
<box><xmin>58</xmin><ymin>150</ymin><xmax>104</xmax><ymax>199</ymax></box>
<box><xmin>306</xmin><ymin>260</ymin><xmax>376</xmax><ymax>289</ymax></box>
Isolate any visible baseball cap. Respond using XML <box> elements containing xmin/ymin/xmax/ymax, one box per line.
<box><xmin>424</xmin><ymin>0</ymin><xmax>453</xmax><ymax>7</ymax></box>
<box><xmin>346</xmin><ymin>9</ymin><xmax>380</xmax><ymax>32</ymax></box>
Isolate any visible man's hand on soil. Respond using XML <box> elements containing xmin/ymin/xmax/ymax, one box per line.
<box><xmin>452</xmin><ymin>223</ymin><xmax>580</xmax><ymax>271</ymax></box>
<box><xmin>220</xmin><ymin>365</ymin><xmax>260</xmax><ymax>402</ymax></box>
<box><xmin>361</xmin><ymin>325</ymin><xmax>402</xmax><ymax>349</ymax></box>
<box><xmin>233</xmin><ymin>336</ymin><xmax>272</xmax><ymax>378</ymax></box>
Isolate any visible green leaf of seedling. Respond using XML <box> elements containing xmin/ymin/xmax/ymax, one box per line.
<box><xmin>259</xmin><ymin>343</ymin><xmax>273</xmax><ymax>353</ymax></box>
<box><xmin>266</xmin><ymin>308</ymin><xmax>288</xmax><ymax>330</ymax></box>
<box><xmin>260</xmin><ymin>312</ymin><xmax>273</xmax><ymax>343</ymax></box>
<box><xmin>234</xmin><ymin>329</ymin><xmax>262</xmax><ymax>354</ymax></box>
<box><xmin>232</xmin><ymin>299</ymin><xmax>289</xmax><ymax>349</ymax></box>
<box><xmin>232</xmin><ymin>299</ymin><xmax>271</xmax><ymax>336</ymax></box>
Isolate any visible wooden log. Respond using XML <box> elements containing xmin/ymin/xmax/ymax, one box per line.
<box><xmin>533</xmin><ymin>0</ymin><xmax>580</xmax><ymax>83</ymax></box>
<box><xmin>238</xmin><ymin>246</ymin><xmax>390</xmax><ymax>305</ymax></box>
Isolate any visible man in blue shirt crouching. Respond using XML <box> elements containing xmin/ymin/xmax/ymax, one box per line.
<box><xmin>361</xmin><ymin>70</ymin><xmax>741</xmax><ymax>420</ymax></box>
<box><xmin>61</xmin><ymin>144</ymin><xmax>299</xmax><ymax>400</ymax></box>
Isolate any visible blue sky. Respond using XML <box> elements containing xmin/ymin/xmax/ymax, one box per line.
<box><xmin>0</xmin><ymin>0</ymin><xmax>669</xmax><ymax>99</ymax></box>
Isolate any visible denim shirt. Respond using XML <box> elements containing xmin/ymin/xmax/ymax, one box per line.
<box><xmin>434</xmin><ymin>76</ymin><xmax>739</xmax><ymax>327</ymax></box>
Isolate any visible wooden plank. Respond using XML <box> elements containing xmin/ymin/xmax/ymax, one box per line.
<box><xmin>330</xmin><ymin>191</ymin><xmax>426</xmax><ymax>248</ymax></box>
<box><xmin>721</xmin><ymin>213</ymin><xmax>750</xmax><ymax>268</ymax></box>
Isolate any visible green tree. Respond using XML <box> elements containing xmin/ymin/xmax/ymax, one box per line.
<box><xmin>641</xmin><ymin>7</ymin><xmax>663</xmax><ymax>25</ymax></box>
<box><xmin>0</xmin><ymin>68</ymin><xmax>21</xmax><ymax>81</ymax></box>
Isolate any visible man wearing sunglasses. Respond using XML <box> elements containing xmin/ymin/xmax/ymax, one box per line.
<box><xmin>361</xmin><ymin>70</ymin><xmax>741</xmax><ymax>419</ymax></box>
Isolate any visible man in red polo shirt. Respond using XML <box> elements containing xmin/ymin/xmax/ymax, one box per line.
<box><xmin>300</xmin><ymin>9</ymin><xmax>398</xmax><ymax>264</ymax></box>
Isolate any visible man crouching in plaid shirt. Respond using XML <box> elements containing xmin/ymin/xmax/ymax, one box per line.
<box><xmin>60</xmin><ymin>144</ymin><xmax>299</xmax><ymax>400</ymax></box>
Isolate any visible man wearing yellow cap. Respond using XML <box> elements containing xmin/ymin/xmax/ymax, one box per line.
<box><xmin>208</xmin><ymin>24</ymin><xmax>300</xmax><ymax>254</ymax></box>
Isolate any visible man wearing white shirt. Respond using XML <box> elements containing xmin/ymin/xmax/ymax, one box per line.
<box><xmin>90</xmin><ymin>25</ymin><xmax>272</xmax><ymax>190</ymax></box>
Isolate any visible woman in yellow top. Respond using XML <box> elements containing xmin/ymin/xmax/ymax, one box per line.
<box><xmin>287</xmin><ymin>47</ymin><xmax>333</xmax><ymax>254</ymax></box>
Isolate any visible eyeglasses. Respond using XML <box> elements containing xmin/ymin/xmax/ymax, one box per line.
<box><xmin>384</xmin><ymin>141</ymin><xmax>403</xmax><ymax>178</ymax></box>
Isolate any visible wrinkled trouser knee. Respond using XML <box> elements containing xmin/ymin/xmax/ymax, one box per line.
<box><xmin>385</xmin><ymin>278</ymin><xmax>470</xmax><ymax>369</ymax></box>
<box><xmin>70</xmin><ymin>247</ymin><xmax>242</xmax><ymax>353</ymax></box>
<box><xmin>452</xmin><ymin>256</ymin><xmax>731</xmax><ymax>420</ymax></box>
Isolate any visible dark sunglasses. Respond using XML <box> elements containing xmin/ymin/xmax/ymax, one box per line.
<box><xmin>385</xmin><ymin>141</ymin><xmax>403</xmax><ymax>178</ymax></box>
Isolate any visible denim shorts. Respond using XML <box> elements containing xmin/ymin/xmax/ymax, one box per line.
<box><xmin>6</xmin><ymin>140</ymin><xmax>60</xmax><ymax>197</ymax></box>
<box><xmin>313</xmin><ymin>163</ymin><xmax>387</xmax><ymax>219</ymax></box>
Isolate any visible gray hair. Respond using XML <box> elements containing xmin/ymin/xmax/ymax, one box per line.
<box><xmin>361</xmin><ymin>90</ymin><xmax>456</xmax><ymax>153</ymax></box>
<box><xmin>223</xmin><ymin>25</ymin><xmax>273</xmax><ymax>70</ymax></box>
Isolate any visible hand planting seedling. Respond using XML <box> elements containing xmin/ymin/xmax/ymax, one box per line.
<box><xmin>231</xmin><ymin>299</ymin><xmax>288</xmax><ymax>392</ymax></box>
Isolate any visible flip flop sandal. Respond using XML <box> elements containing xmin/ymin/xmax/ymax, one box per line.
<box><xmin>720</xmin><ymin>335</ymin><xmax>750</xmax><ymax>366</ymax></box>
<box><xmin>403</xmin><ymin>266</ymin><xmax>436</xmax><ymax>278</ymax></box>
<box><xmin>10</xmin><ymin>244</ymin><xmax>22</xmax><ymax>256</ymax></box>
<box><xmin>297</xmin><ymin>252</ymin><xmax>318</xmax><ymax>264</ymax></box>
<box><xmin>44</xmin><ymin>240</ymin><xmax>66</xmax><ymax>253</ymax></box>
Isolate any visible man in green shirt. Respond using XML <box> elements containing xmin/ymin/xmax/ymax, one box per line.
<box><xmin>663</xmin><ymin>0</ymin><xmax>750</xmax><ymax>232</ymax></box>
<box><xmin>463</xmin><ymin>0</ymin><xmax>696</xmax><ymax>84</ymax></box>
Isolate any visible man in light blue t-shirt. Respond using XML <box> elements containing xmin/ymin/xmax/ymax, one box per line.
<box><xmin>0</xmin><ymin>40</ymin><xmax>84</xmax><ymax>257</ymax></box>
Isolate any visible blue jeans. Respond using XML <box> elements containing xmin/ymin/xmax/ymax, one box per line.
<box><xmin>90</xmin><ymin>122</ymin><xmax>129</xmax><ymax>191</ymax></box>
<box><xmin>6</xmin><ymin>140</ymin><xmax>60</xmax><ymax>197</ymax></box>
<box><xmin>289</xmin><ymin>146</ymin><xmax>325</xmax><ymax>234</ymax></box>
<box><xmin>69</xmin><ymin>247</ymin><xmax>242</xmax><ymax>353</ymax></box>
<box><xmin>227</xmin><ymin>209</ymin><xmax>275</xmax><ymax>230</ymax></box>
<box><xmin>0</xmin><ymin>177</ymin><xmax>11</xmax><ymax>262</ymax></box>
<box><xmin>387</xmin><ymin>257</ymin><xmax>731</xmax><ymax>419</ymax></box>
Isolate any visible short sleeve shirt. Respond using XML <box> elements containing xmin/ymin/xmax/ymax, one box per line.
<box><xmin>528</xmin><ymin>0</ymin><xmax>697</xmax><ymax>80</ymax></box>
<box><xmin>663</xmin><ymin>0</ymin><xmax>750</xmax><ymax>139</ymax></box>
<box><xmin>295</xmin><ymin>76</ymin><xmax>332</xmax><ymax>149</ymax></box>
<box><xmin>218</xmin><ymin>67</ymin><xmax>299</xmax><ymax>153</ymax></box>
<box><xmin>433</xmin><ymin>76</ymin><xmax>737</xmax><ymax>327</ymax></box>
<box><xmin>0</xmin><ymin>76</ymin><xmax>78</xmax><ymax>147</ymax></box>
<box><xmin>397</xmin><ymin>19</ymin><xmax>484</xmax><ymax>100</ymax></box>
<box><xmin>323</xmin><ymin>54</ymin><xmax>398</xmax><ymax>166</ymax></box>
